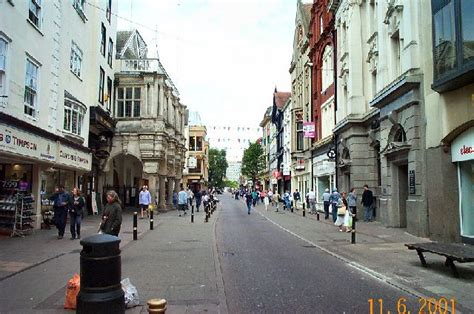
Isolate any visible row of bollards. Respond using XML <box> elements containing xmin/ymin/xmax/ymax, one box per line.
<box><xmin>132</xmin><ymin>208</ymin><xmax>156</xmax><ymax>241</ymax></box>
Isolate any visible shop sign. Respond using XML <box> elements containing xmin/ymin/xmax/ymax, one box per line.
<box><xmin>451</xmin><ymin>127</ymin><xmax>474</xmax><ymax>162</ymax></box>
<box><xmin>58</xmin><ymin>143</ymin><xmax>91</xmax><ymax>171</ymax></box>
<box><xmin>409</xmin><ymin>170</ymin><xmax>416</xmax><ymax>194</ymax></box>
<box><xmin>188</xmin><ymin>156</ymin><xmax>197</xmax><ymax>168</ymax></box>
<box><xmin>295</xmin><ymin>159</ymin><xmax>305</xmax><ymax>170</ymax></box>
<box><xmin>303</xmin><ymin>122</ymin><xmax>315</xmax><ymax>138</ymax></box>
<box><xmin>0</xmin><ymin>123</ymin><xmax>57</xmax><ymax>162</ymax></box>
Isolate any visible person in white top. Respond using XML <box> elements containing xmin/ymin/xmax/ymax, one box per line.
<box><xmin>139</xmin><ymin>185</ymin><xmax>151</xmax><ymax>219</ymax></box>
<box><xmin>306</xmin><ymin>190</ymin><xmax>316</xmax><ymax>214</ymax></box>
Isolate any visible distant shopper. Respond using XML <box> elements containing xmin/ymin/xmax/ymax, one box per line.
<box><xmin>263</xmin><ymin>190</ymin><xmax>270</xmax><ymax>211</ymax></box>
<box><xmin>334</xmin><ymin>191</ymin><xmax>348</xmax><ymax>232</ymax></box>
<box><xmin>329</xmin><ymin>189</ymin><xmax>341</xmax><ymax>222</ymax></box>
<box><xmin>361</xmin><ymin>184</ymin><xmax>374</xmax><ymax>222</ymax></box>
<box><xmin>251</xmin><ymin>190</ymin><xmax>258</xmax><ymax>207</ymax></box>
<box><xmin>100</xmin><ymin>190</ymin><xmax>122</xmax><ymax>236</ymax></box>
<box><xmin>49</xmin><ymin>185</ymin><xmax>70</xmax><ymax>239</ymax></box>
<box><xmin>272</xmin><ymin>191</ymin><xmax>281</xmax><ymax>212</ymax></box>
<box><xmin>293</xmin><ymin>189</ymin><xmax>301</xmax><ymax>208</ymax></box>
<box><xmin>322</xmin><ymin>188</ymin><xmax>331</xmax><ymax>219</ymax></box>
<box><xmin>178</xmin><ymin>186</ymin><xmax>188</xmax><ymax>217</ymax></box>
<box><xmin>69</xmin><ymin>187</ymin><xmax>84</xmax><ymax>240</ymax></box>
<box><xmin>195</xmin><ymin>190</ymin><xmax>202</xmax><ymax>212</ymax></box>
<box><xmin>245</xmin><ymin>190</ymin><xmax>253</xmax><ymax>215</ymax></box>
<box><xmin>187</xmin><ymin>187</ymin><xmax>194</xmax><ymax>207</ymax></box>
<box><xmin>139</xmin><ymin>185</ymin><xmax>151</xmax><ymax>219</ymax></box>
<box><xmin>306</xmin><ymin>189</ymin><xmax>316</xmax><ymax>214</ymax></box>
<box><xmin>348</xmin><ymin>187</ymin><xmax>358</xmax><ymax>219</ymax></box>
<box><xmin>172</xmin><ymin>191</ymin><xmax>178</xmax><ymax>209</ymax></box>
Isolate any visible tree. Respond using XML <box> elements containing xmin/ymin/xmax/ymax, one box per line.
<box><xmin>241</xmin><ymin>142</ymin><xmax>265</xmax><ymax>184</ymax></box>
<box><xmin>208</xmin><ymin>148</ymin><xmax>228</xmax><ymax>188</ymax></box>
<box><xmin>223</xmin><ymin>180</ymin><xmax>239</xmax><ymax>189</ymax></box>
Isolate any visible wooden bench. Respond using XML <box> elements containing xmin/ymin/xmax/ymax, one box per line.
<box><xmin>405</xmin><ymin>242</ymin><xmax>474</xmax><ymax>278</ymax></box>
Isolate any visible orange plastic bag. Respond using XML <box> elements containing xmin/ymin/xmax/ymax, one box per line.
<box><xmin>64</xmin><ymin>273</ymin><xmax>80</xmax><ymax>310</ymax></box>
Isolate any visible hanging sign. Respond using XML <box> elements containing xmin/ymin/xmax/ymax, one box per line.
<box><xmin>303</xmin><ymin>122</ymin><xmax>315</xmax><ymax>138</ymax></box>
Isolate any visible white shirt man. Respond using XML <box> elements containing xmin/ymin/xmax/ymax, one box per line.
<box><xmin>306</xmin><ymin>190</ymin><xmax>317</xmax><ymax>213</ymax></box>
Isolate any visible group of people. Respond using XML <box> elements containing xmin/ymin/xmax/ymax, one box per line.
<box><xmin>175</xmin><ymin>186</ymin><xmax>218</xmax><ymax>216</ymax></box>
<box><xmin>236</xmin><ymin>185</ymin><xmax>376</xmax><ymax>232</ymax></box>
<box><xmin>49</xmin><ymin>186</ymin><xmax>122</xmax><ymax>240</ymax></box>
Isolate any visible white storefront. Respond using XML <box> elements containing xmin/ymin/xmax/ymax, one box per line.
<box><xmin>312</xmin><ymin>154</ymin><xmax>336</xmax><ymax>211</ymax></box>
<box><xmin>451</xmin><ymin>127</ymin><xmax>474</xmax><ymax>243</ymax></box>
<box><xmin>0</xmin><ymin>122</ymin><xmax>91</xmax><ymax>229</ymax></box>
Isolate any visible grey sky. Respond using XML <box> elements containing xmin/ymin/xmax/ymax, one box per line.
<box><xmin>116</xmin><ymin>0</ymin><xmax>298</xmax><ymax>127</ymax></box>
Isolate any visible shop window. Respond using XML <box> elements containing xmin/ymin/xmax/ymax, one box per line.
<box><xmin>432</xmin><ymin>0</ymin><xmax>474</xmax><ymax>92</ymax></box>
<box><xmin>28</xmin><ymin>0</ymin><xmax>42</xmax><ymax>29</ymax></box>
<box><xmin>70</xmin><ymin>41</ymin><xmax>83</xmax><ymax>78</ymax></box>
<box><xmin>0</xmin><ymin>38</ymin><xmax>7</xmax><ymax>99</ymax></box>
<box><xmin>116</xmin><ymin>87</ymin><xmax>141</xmax><ymax>118</ymax></box>
<box><xmin>24</xmin><ymin>58</ymin><xmax>39</xmax><ymax>117</ymax></box>
<box><xmin>98</xmin><ymin>67</ymin><xmax>104</xmax><ymax>104</ymax></box>
<box><xmin>100</xmin><ymin>23</ymin><xmax>106</xmax><ymax>56</ymax></box>
<box><xmin>108</xmin><ymin>38</ymin><xmax>113</xmax><ymax>67</ymax></box>
<box><xmin>459</xmin><ymin>161</ymin><xmax>474</xmax><ymax>239</ymax></box>
<box><xmin>63</xmin><ymin>99</ymin><xmax>86</xmax><ymax>136</ymax></box>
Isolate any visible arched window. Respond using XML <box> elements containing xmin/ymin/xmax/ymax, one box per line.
<box><xmin>394</xmin><ymin>126</ymin><xmax>407</xmax><ymax>142</ymax></box>
<box><xmin>321</xmin><ymin>45</ymin><xmax>334</xmax><ymax>91</ymax></box>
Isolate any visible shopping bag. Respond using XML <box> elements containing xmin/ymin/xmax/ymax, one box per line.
<box><xmin>64</xmin><ymin>273</ymin><xmax>80</xmax><ymax>309</ymax></box>
<box><xmin>337</xmin><ymin>205</ymin><xmax>347</xmax><ymax>216</ymax></box>
<box><xmin>121</xmin><ymin>278</ymin><xmax>140</xmax><ymax>308</ymax></box>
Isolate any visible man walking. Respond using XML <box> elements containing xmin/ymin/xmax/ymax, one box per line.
<box><xmin>293</xmin><ymin>189</ymin><xmax>301</xmax><ymax>209</ymax></box>
<box><xmin>49</xmin><ymin>185</ymin><xmax>70</xmax><ymax>239</ymax></box>
<box><xmin>245</xmin><ymin>190</ymin><xmax>253</xmax><ymax>215</ymax></box>
<box><xmin>330</xmin><ymin>189</ymin><xmax>341</xmax><ymax>222</ymax></box>
<box><xmin>195</xmin><ymin>189</ymin><xmax>202</xmax><ymax>212</ymax></box>
<box><xmin>139</xmin><ymin>185</ymin><xmax>151</xmax><ymax>219</ymax></box>
<box><xmin>361</xmin><ymin>184</ymin><xmax>374</xmax><ymax>222</ymax></box>
<box><xmin>178</xmin><ymin>186</ymin><xmax>188</xmax><ymax>217</ymax></box>
<box><xmin>306</xmin><ymin>189</ymin><xmax>316</xmax><ymax>214</ymax></box>
<box><xmin>322</xmin><ymin>188</ymin><xmax>331</xmax><ymax>219</ymax></box>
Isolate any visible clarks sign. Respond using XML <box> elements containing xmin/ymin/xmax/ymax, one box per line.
<box><xmin>451</xmin><ymin>127</ymin><xmax>474</xmax><ymax>162</ymax></box>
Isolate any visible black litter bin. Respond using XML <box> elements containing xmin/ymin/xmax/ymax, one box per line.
<box><xmin>76</xmin><ymin>234</ymin><xmax>125</xmax><ymax>314</ymax></box>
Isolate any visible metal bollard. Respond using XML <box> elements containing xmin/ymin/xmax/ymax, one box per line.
<box><xmin>77</xmin><ymin>234</ymin><xmax>124</xmax><ymax>313</ymax></box>
<box><xmin>205</xmin><ymin>205</ymin><xmax>209</xmax><ymax>223</ymax></box>
<box><xmin>150</xmin><ymin>209</ymin><xmax>154</xmax><ymax>230</ymax></box>
<box><xmin>291</xmin><ymin>204</ymin><xmax>294</xmax><ymax>213</ymax></box>
<box><xmin>303</xmin><ymin>203</ymin><xmax>306</xmax><ymax>217</ymax></box>
<box><xmin>316</xmin><ymin>210</ymin><xmax>320</xmax><ymax>221</ymax></box>
<box><xmin>191</xmin><ymin>205</ymin><xmax>194</xmax><ymax>223</ymax></box>
<box><xmin>133</xmin><ymin>212</ymin><xmax>138</xmax><ymax>240</ymax></box>
<box><xmin>351</xmin><ymin>214</ymin><xmax>356</xmax><ymax>244</ymax></box>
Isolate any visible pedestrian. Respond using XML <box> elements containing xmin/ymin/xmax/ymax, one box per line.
<box><xmin>334</xmin><ymin>191</ymin><xmax>348</xmax><ymax>232</ymax></box>
<box><xmin>306</xmin><ymin>189</ymin><xmax>316</xmax><ymax>214</ymax></box>
<box><xmin>293</xmin><ymin>189</ymin><xmax>301</xmax><ymax>209</ymax></box>
<box><xmin>251</xmin><ymin>189</ymin><xmax>258</xmax><ymax>207</ymax></box>
<box><xmin>330</xmin><ymin>189</ymin><xmax>341</xmax><ymax>222</ymax></box>
<box><xmin>348</xmin><ymin>187</ymin><xmax>357</xmax><ymax>220</ymax></box>
<box><xmin>245</xmin><ymin>190</ymin><xmax>253</xmax><ymax>214</ymax></box>
<box><xmin>69</xmin><ymin>187</ymin><xmax>84</xmax><ymax>240</ymax></box>
<box><xmin>260</xmin><ymin>190</ymin><xmax>265</xmax><ymax>203</ymax></box>
<box><xmin>263</xmin><ymin>191</ymin><xmax>270</xmax><ymax>211</ymax></box>
<box><xmin>139</xmin><ymin>185</ymin><xmax>151</xmax><ymax>219</ymax></box>
<box><xmin>187</xmin><ymin>187</ymin><xmax>194</xmax><ymax>208</ymax></box>
<box><xmin>178</xmin><ymin>185</ymin><xmax>188</xmax><ymax>217</ymax></box>
<box><xmin>322</xmin><ymin>188</ymin><xmax>331</xmax><ymax>219</ymax></box>
<box><xmin>272</xmin><ymin>190</ymin><xmax>280</xmax><ymax>212</ymax></box>
<box><xmin>203</xmin><ymin>191</ymin><xmax>210</xmax><ymax>213</ymax></box>
<box><xmin>283</xmin><ymin>191</ymin><xmax>291</xmax><ymax>210</ymax></box>
<box><xmin>100</xmin><ymin>190</ymin><xmax>122</xmax><ymax>236</ymax></box>
<box><xmin>195</xmin><ymin>190</ymin><xmax>202</xmax><ymax>212</ymax></box>
<box><xmin>172</xmin><ymin>191</ymin><xmax>178</xmax><ymax>209</ymax></box>
<box><xmin>361</xmin><ymin>184</ymin><xmax>374</xmax><ymax>222</ymax></box>
<box><xmin>49</xmin><ymin>185</ymin><xmax>70</xmax><ymax>239</ymax></box>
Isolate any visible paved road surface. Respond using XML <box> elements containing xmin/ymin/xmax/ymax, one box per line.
<box><xmin>216</xmin><ymin>195</ymin><xmax>421</xmax><ymax>313</ymax></box>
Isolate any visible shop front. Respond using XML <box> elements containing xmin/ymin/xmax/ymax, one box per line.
<box><xmin>313</xmin><ymin>154</ymin><xmax>336</xmax><ymax>212</ymax></box>
<box><xmin>451</xmin><ymin>127</ymin><xmax>474</xmax><ymax>244</ymax></box>
<box><xmin>0</xmin><ymin>118</ymin><xmax>91</xmax><ymax>233</ymax></box>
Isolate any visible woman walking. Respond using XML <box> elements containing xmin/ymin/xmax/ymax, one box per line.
<box><xmin>347</xmin><ymin>188</ymin><xmax>357</xmax><ymax>226</ymax></box>
<box><xmin>263</xmin><ymin>190</ymin><xmax>270</xmax><ymax>211</ymax></box>
<box><xmin>100</xmin><ymin>190</ymin><xmax>123</xmax><ymax>236</ymax></box>
<box><xmin>69</xmin><ymin>188</ymin><xmax>84</xmax><ymax>240</ymax></box>
<box><xmin>334</xmin><ymin>191</ymin><xmax>348</xmax><ymax>232</ymax></box>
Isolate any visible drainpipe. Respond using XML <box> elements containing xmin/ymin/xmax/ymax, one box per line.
<box><xmin>332</xmin><ymin>26</ymin><xmax>339</xmax><ymax>190</ymax></box>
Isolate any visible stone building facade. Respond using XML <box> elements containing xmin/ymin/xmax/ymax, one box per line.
<box><xmin>103</xmin><ymin>30</ymin><xmax>186</xmax><ymax>209</ymax></box>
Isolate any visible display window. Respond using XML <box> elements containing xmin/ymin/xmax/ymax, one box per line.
<box><xmin>0</xmin><ymin>164</ymin><xmax>33</xmax><ymax>192</ymax></box>
<box><xmin>459</xmin><ymin>160</ymin><xmax>474</xmax><ymax>241</ymax></box>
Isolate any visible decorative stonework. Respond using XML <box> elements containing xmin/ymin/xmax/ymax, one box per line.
<box><xmin>367</xmin><ymin>32</ymin><xmax>378</xmax><ymax>74</ymax></box>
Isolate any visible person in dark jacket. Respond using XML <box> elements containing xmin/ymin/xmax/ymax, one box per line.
<box><xmin>69</xmin><ymin>187</ymin><xmax>85</xmax><ymax>240</ymax></box>
<box><xmin>100</xmin><ymin>190</ymin><xmax>123</xmax><ymax>236</ymax></box>
<box><xmin>361</xmin><ymin>184</ymin><xmax>374</xmax><ymax>222</ymax></box>
<box><xmin>49</xmin><ymin>185</ymin><xmax>70</xmax><ymax>239</ymax></box>
<box><xmin>195</xmin><ymin>190</ymin><xmax>202</xmax><ymax>212</ymax></box>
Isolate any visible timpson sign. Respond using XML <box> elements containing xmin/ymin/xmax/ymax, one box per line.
<box><xmin>0</xmin><ymin>123</ymin><xmax>91</xmax><ymax>171</ymax></box>
<box><xmin>451</xmin><ymin>127</ymin><xmax>474</xmax><ymax>162</ymax></box>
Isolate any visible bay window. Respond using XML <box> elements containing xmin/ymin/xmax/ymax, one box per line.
<box><xmin>63</xmin><ymin>99</ymin><xmax>86</xmax><ymax>136</ymax></box>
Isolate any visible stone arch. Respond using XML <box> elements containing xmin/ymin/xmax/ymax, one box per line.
<box><xmin>388</xmin><ymin>123</ymin><xmax>407</xmax><ymax>143</ymax></box>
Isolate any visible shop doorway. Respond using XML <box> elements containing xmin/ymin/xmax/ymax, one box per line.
<box><xmin>395</xmin><ymin>163</ymin><xmax>408</xmax><ymax>228</ymax></box>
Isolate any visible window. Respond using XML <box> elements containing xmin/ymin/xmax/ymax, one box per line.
<box><xmin>28</xmin><ymin>0</ymin><xmax>42</xmax><ymax>28</ymax></box>
<box><xmin>432</xmin><ymin>0</ymin><xmax>474</xmax><ymax>91</ymax></box>
<box><xmin>70</xmin><ymin>42</ymin><xmax>83</xmax><ymax>77</ymax></box>
<box><xmin>106</xmin><ymin>0</ymin><xmax>112</xmax><ymax>23</ymax></box>
<box><xmin>189</xmin><ymin>136</ymin><xmax>196</xmax><ymax>151</ymax></box>
<box><xmin>189</xmin><ymin>159</ymin><xmax>202</xmax><ymax>174</ymax></box>
<box><xmin>106</xmin><ymin>77</ymin><xmax>112</xmax><ymax>111</ymax></box>
<box><xmin>196</xmin><ymin>137</ymin><xmax>203</xmax><ymax>151</ymax></box>
<box><xmin>116</xmin><ymin>87</ymin><xmax>141</xmax><ymax>117</ymax></box>
<box><xmin>100</xmin><ymin>23</ymin><xmax>106</xmax><ymax>56</ymax></box>
<box><xmin>391</xmin><ymin>31</ymin><xmax>401</xmax><ymax>77</ymax></box>
<box><xmin>0</xmin><ymin>38</ymin><xmax>7</xmax><ymax>97</ymax></box>
<box><xmin>321</xmin><ymin>45</ymin><xmax>334</xmax><ymax>92</ymax></box>
<box><xmin>63</xmin><ymin>99</ymin><xmax>86</xmax><ymax>136</ymax></box>
<box><xmin>98</xmin><ymin>67</ymin><xmax>104</xmax><ymax>104</ymax></box>
<box><xmin>296</xmin><ymin>121</ymin><xmax>304</xmax><ymax>151</ymax></box>
<box><xmin>73</xmin><ymin>0</ymin><xmax>85</xmax><ymax>15</ymax></box>
<box><xmin>24</xmin><ymin>58</ymin><xmax>39</xmax><ymax>117</ymax></box>
<box><xmin>107</xmin><ymin>38</ymin><xmax>113</xmax><ymax>67</ymax></box>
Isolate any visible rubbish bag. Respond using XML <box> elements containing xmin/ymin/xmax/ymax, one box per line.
<box><xmin>64</xmin><ymin>273</ymin><xmax>80</xmax><ymax>310</ymax></box>
<box><xmin>121</xmin><ymin>278</ymin><xmax>140</xmax><ymax>308</ymax></box>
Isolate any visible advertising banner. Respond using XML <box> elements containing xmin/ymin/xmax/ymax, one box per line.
<box><xmin>303</xmin><ymin>122</ymin><xmax>315</xmax><ymax>138</ymax></box>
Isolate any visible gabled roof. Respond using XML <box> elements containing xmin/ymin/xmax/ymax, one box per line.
<box><xmin>116</xmin><ymin>29</ymin><xmax>148</xmax><ymax>59</ymax></box>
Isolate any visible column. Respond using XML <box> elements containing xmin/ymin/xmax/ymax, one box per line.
<box><xmin>167</xmin><ymin>177</ymin><xmax>174</xmax><ymax>206</ymax></box>
<box><xmin>159</xmin><ymin>176</ymin><xmax>166</xmax><ymax>209</ymax></box>
<box><xmin>146</xmin><ymin>175</ymin><xmax>158</xmax><ymax>206</ymax></box>
<box><xmin>174</xmin><ymin>178</ymin><xmax>181</xmax><ymax>193</ymax></box>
